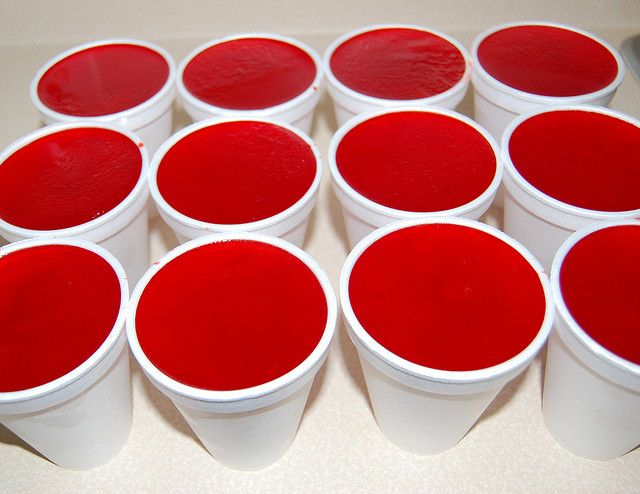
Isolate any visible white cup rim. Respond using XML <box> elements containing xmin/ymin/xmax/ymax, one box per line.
<box><xmin>340</xmin><ymin>217</ymin><xmax>554</xmax><ymax>385</ymax></box>
<box><xmin>323</xmin><ymin>23</ymin><xmax>471</xmax><ymax>106</ymax></box>
<box><xmin>0</xmin><ymin>237</ymin><xmax>129</xmax><ymax>403</ymax></box>
<box><xmin>126</xmin><ymin>232</ymin><xmax>338</xmax><ymax>404</ymax></box>
<box><xmin>30</xmin><ymin>38</ymin><xmax>177</xmax><ymax>123</ymax></box>
<box><xmin>149</xmin><ymin>117</ymin><xmax>322</xmax><ymax>232</ymax></box>
<box><xmin>0</xmin><ymin>122</ymin><xmax>149</xmax><ymax>239</ymax></box>
<box><xmin>502</xmin><ymin>105</ymin><xmax>640</xmax><ymax>220</ymax></box>
<box><xmin>471</xmin><ymin>21</ymin><xmax>625</xmax><ymax>104</ymax></box>
<box><xmin>550</xmin><ymin>219</ymin><xmax>640</xmax><ymax>377</ymax></box>
<box><xmin>177</xmin><ymin>33</ymin><xmax>323</xmax><ymax>117</ymax></box>
<box><xmin>328</xmin><ymin>106</ymin><xmax>503</xmax><ymax>218</ymax></box>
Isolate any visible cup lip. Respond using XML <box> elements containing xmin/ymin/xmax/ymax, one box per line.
<box><xmin>550</xmin><ymin>219</ymin><xmax>640</xmax><ymax>377</ymax></box>
<box><xmin>471</xmin><ymin>20</ymin><xmax>625</xmax><ymax>104</ymax></box>
<box><xmin>328</xmin><ymin>106</ymin><xmax>502</xmax><ymax>218</ymax></box>
<box><xmin>30</xmin><ymin>38</ymin><xmax>177</xmax><ymax>123</ymax></box>
<box><xmin>340</xmin><ymin>217</ymin><xmax>554</xmax><ymax>385</ymax></box>
<box><xmin>0</xmin><ymin>122</ymin><xmax>149</xmax><ymax>238</ymax></box>
<box><xmin>126</xmin><ymin>232</ymin><xmax>338</xmax><ymax>403</ymax></box>
<box><xmin>0</xmin><ymin>237</ymin><xmax>129</xmax><ymax>403</ymax></box>
<box><xmin>501</xmin><ymin>104</ymin><xmax>640</xmax><ymax>220</ymax></box>
<box><xmin>149</xmin><ymin>116</ymin><xmax>322</xmax><ymax>232</ymax></box>
<box><xmin>322</xmin><ymin>23</ymin><xmax>471</xmax><ymax>106</ymax></box>
<box><xmin>177</xmin><ymin>32</ymin><xmax>324</xmax><ymax>116</ymax></box>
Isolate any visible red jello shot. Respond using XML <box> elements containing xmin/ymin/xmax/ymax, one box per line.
<box><xmin>0</xmin><ymin>123</ymin><xmax>150</xmax><ymax>283</ymax></box>
<box><xmin>329</xmin><ymin>106</ymin><xmax>501</xmax><ymax>248</ymax></box>
<box><xmin>471</xmin><ymin>22</ymin><xmax>624</xmax><ymax>140</ymax></box>
<box><xmin>545</xmin><ymin>220</ymin><xmax>640</xmax><ymax>460</ymax></box>
<box><xmin>150</xmin><ymin>118</ymin><xmax>321</xmax><ymax>247</ymax></box>
<box><xmin>31</xmin><ymin>39</ymin><xmax>176</xmax><ymax>154</ymax></box>
<box><xmin>340</xmin><ymin>218</ymin><xmax>553</xmax><ymax>454</ymax></box>
<box><xmin>178</xmin><ymin>34</ymin><xmax>323</xmax><ymax>134</ymax></box>
<box><xmin>324</xmin><ymin>24</ymin><xmax>470</xmax><ymax>126</ymax></box>
<box><xmin>0</xmin><ymin>238</ymin><xmax>130</xmax><ymax>470</ymax></box>
<box><xmin>127</xmin><ymin>233</ymin><xmax>337</xmax><ymax>470</ymax></box>
<box><xmin>502</xmin><ymin>106</ymin><xmax>640</xmax><ymax>271</ymax></box>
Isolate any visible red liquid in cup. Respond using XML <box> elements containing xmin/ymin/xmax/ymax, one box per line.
<box><xmin>182</xmin><ymin>38</ymin><xmax>316</xmax><ymax>110</ymax></box>
<box><xmin>349</xmin><ymin>224</ymin><xmax>546</xmax><ymax>371</ymax></box>
<box><xmin>330</xmin><ymin>27</ymin><xmax>466</xmax><ymax>100</ymax></box>
<box><xmin>336</xmin><ymin>111</ymin><xmax>496</xmax><ymax>211</ymax></box>
<box><xmin>477</xmin><ymin>25</ymin><xmax>618</xmax><ymax>97</ymax></box>
<box><xmin>0</xmin><ymin>127</ymin><xmax>142</xmax><ymax>231</ymax></box>
<box><xmin>508</xmin><ymin>110</ymin><xmax>640</xmax><ymax>212</ymax></box>
<box><xmin>560</xmin><ymin>224</ymin><xmax>640</xmax><ymax>365</ymax></box>
<box><xmin>135</xmin><ymin>240</ymin><xmax>328</xmax><ymax>390</ymax></box>
<box><xmin>38</xmin><ymin>43</ymin><xmax>170</xmax><ymax>116</ymax></box>
<box><xmin>156</xmin><ymin>120</ymin><xmax>316</xmax><ymax>224</ymax></box>
<box><xmin>0</xmin><ymin>244</ymin><xmax>121</xmax><ymax>392</ymax></box>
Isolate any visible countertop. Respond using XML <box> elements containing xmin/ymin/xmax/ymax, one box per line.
<box><xmin>1</xmin><ymin>3</ymin><xmax>640</xmax><ymax>492</ymax></box>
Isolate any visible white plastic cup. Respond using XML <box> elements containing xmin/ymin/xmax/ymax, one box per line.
<box><xmin>340</xmin><ymin>217</ymin><xmax>554</xmax><ymax>454</ymax></box>
<box><xmin>329</xmin><ymin>107</ymin><xmax>502</xmax><ymax>249</ymax></box>
<box><xmin>502</xmin><ymin>106</ymin><xmax>640</xmax><ymax>272</ymax></box>
<box><xmin>544</xmin><ymin>220</ymin><xmax>640</xmax><ymax>460</ymax></box>
<box><xmin>150</xmin><ymin>118</ymin><xmax>322</xmax><ymax>248</ymax></box>
<box><xmin>178</xmin><ymin>34</ymin><xmax>323</xmax><ymax>135</ymax></box>
<box><xmin>471</xmin><ymin>21</ymin><xmax>625</xmax><ymax>142</ymax></box>
<box><xmin>0</xmin><ymin>123</ymin><xmax>150</xmax><ymax>284</ymax></box>
<box><xmin>31</xmin><ymin>39</ymin><xmax>176</xmax><ymax>156</ymax></box>
<box><xmin>0</xmin><ymin>238</ymin><xmax>131</xmax><ymax>470</ymax></box>
<box><xmin>127</xmin><ymin>233</ymin><xmax>337</xmax><ymax>470</ymax></box>
<box><xmin>324</xmin><ymin>24</ymin><xmax>471</xmax><ymax>127</ymax></box>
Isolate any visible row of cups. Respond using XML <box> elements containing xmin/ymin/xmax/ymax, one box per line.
<box><xmin>2</xmin><ymin>216</ymin><xmax>639</xmax><ymax>471</ymax></box>
<box><xmin>1</xmin><ymin>21</ymin><xmax>639</xmax><ymax>471</ymax></box>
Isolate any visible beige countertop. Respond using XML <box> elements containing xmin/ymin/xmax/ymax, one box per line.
<box><xmin>1</xmin><ymin>2</ymin><xmax>640</xmax><ymax>492</ymax></box>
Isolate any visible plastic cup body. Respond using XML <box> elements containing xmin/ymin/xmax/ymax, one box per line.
<box><xmin>30</xmin><ymin>39</ymin><xmax>176</xmax><ymax>157</ymax></box>
<box><xmin>0</xmin><ymin>123</ymin><xmax>150</xmax><ymax>284</ymax></box>
<box><xmin>340</xmin><ymin>217</ymin><xmax>554</xmax><ymax>454</ymax></box>
<box><xmin>329</xmin><ymin>107</ymin><xmax>502</xmax><ymax>249</ymax></box>
<box><xmin>501</xmin><ymin>106</ymin><xmax>640</xmax><ymax>272</ymax></box>
<box><xmin>323</xmin><ymin>24</ymin><xmax>471</xmax><ymax>127</ymax></box>
<box><xmin>0</xmin><ymin>238</ymin><xmax>131</xmax><ymax>470</ymax></box>
<box><xmin>178</xmin><ymin>34</ymin><xmax>323</xmax><ymax>135</ymax></box>
<box><xmin>471</xmin><ymin>21</ymin><xmax>625</xmax><ymax>142</ymax></box>
<box><xmin>150</xmin><ymin>118</ymin><xmax>322</xmax><ymax>249</ymax></box>
<box><xmin>127</xmin><ymin>233</ymin><xmax>337</xmax><ymax>470</ymax></box>
<box><xmin>543</xmin><ymin>220</ymin><xmax>640</xmax><ymax>460</ymax></box>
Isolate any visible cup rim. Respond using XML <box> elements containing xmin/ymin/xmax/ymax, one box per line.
<box><xmin>328</xmin><ymin>106</ymin><xmax>503</xmax><ymax>218</ymax></box>
<box><xmin>340</xmin><ymin>217</ymin><xmax>554</xmax><ymax>385</ymax></box>
<box><xmin>501</xmin><ymin>104</ymin><xmax>640</xmax><ymax>220</ymax></box>
<box><xmin>177</xmin><ymin>33</ymin><xmax>323</xmax><ymax>116</ymax></box>
<box><xmin>323</xmin><ymin>23</ymin><xmax>471</xmax><ymax>106</ymax></box>
<box><xmin>0</xmin><ymin>122</ymin><xmax>149</xmax><ymax>239</ymax></box>
<box><xmin>471</xmin><ymin>21</ymin><xmax>625</xmax><ymax>104</ymax></box>
<box><xmin>30</xmin><ymin>38</ymin><xmax>177</xmax><ymax>123</ymax></box>
<box><xmin>126</xmin><ymin>232</ymin><xmax>338</xmax><ymax>403</ymax></box>
<box><xmin>0</xmin><ymin>237</ymin><xmax>129</xmax><ymax>402</ymax></box>
<box><xmin>148</xmin><ymin>117</ymin><xmax>322</xmax><ymax>232</ymax></box>
<box><xmin>550</xmin><ymin>219</ymin><xmax>640</xmax><ymax>377</ymax></box>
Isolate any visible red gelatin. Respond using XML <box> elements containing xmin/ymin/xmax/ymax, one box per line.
<box><xmin>477</xmin><ymin>25</ymin><xmax>618</xmax><ymax>97</ymax></box>
<box><xmin>348</xmin><ymin>224</ymin><xmax>546</xmax><ymax>371</ymax></box>
<box><xmin>156</xmin><ymin>121</ymin><xmax>316</xmax><ymax>224</ymax></box>
<box><xmin>182</xmin><ymin>38</ymin><xmax>316</xmax><ymax>110</ymax></box>
<box><xmin>0</xmin><ymin>127</ymin><xmax>142</xmax><ymax>231</ymax></box>
<box><xmin>38</xmin><ymin>43</ymin><xmax>169</xmax><ymax>116</ymax></box>
<box><xmin>135</xmin><ymin>240</ymin><xmax>328</xmax><ymax>390</ymax></box>
<box><xmin>508</xmin><ymin>110</ymin><xmax>640</xmax><ymax>212</ymax></box>
<box><xmin>0</xmin><ymin>245</ymin><xmax>121</xmax><ymax>392</ymax></box>
<box><xmin>560</xmin><ymin>225</ymin><xmax>640</xmax><ymax>365</ymax></box>
<box><xmin>336</xmin><ymin>111</ymin><xmax>496</xmax><ymax>212</ymax></box>
<box><xmin>330</xmin><ymin>27</ymin><xmax>466</xmax><ymax>100</ymax></box>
